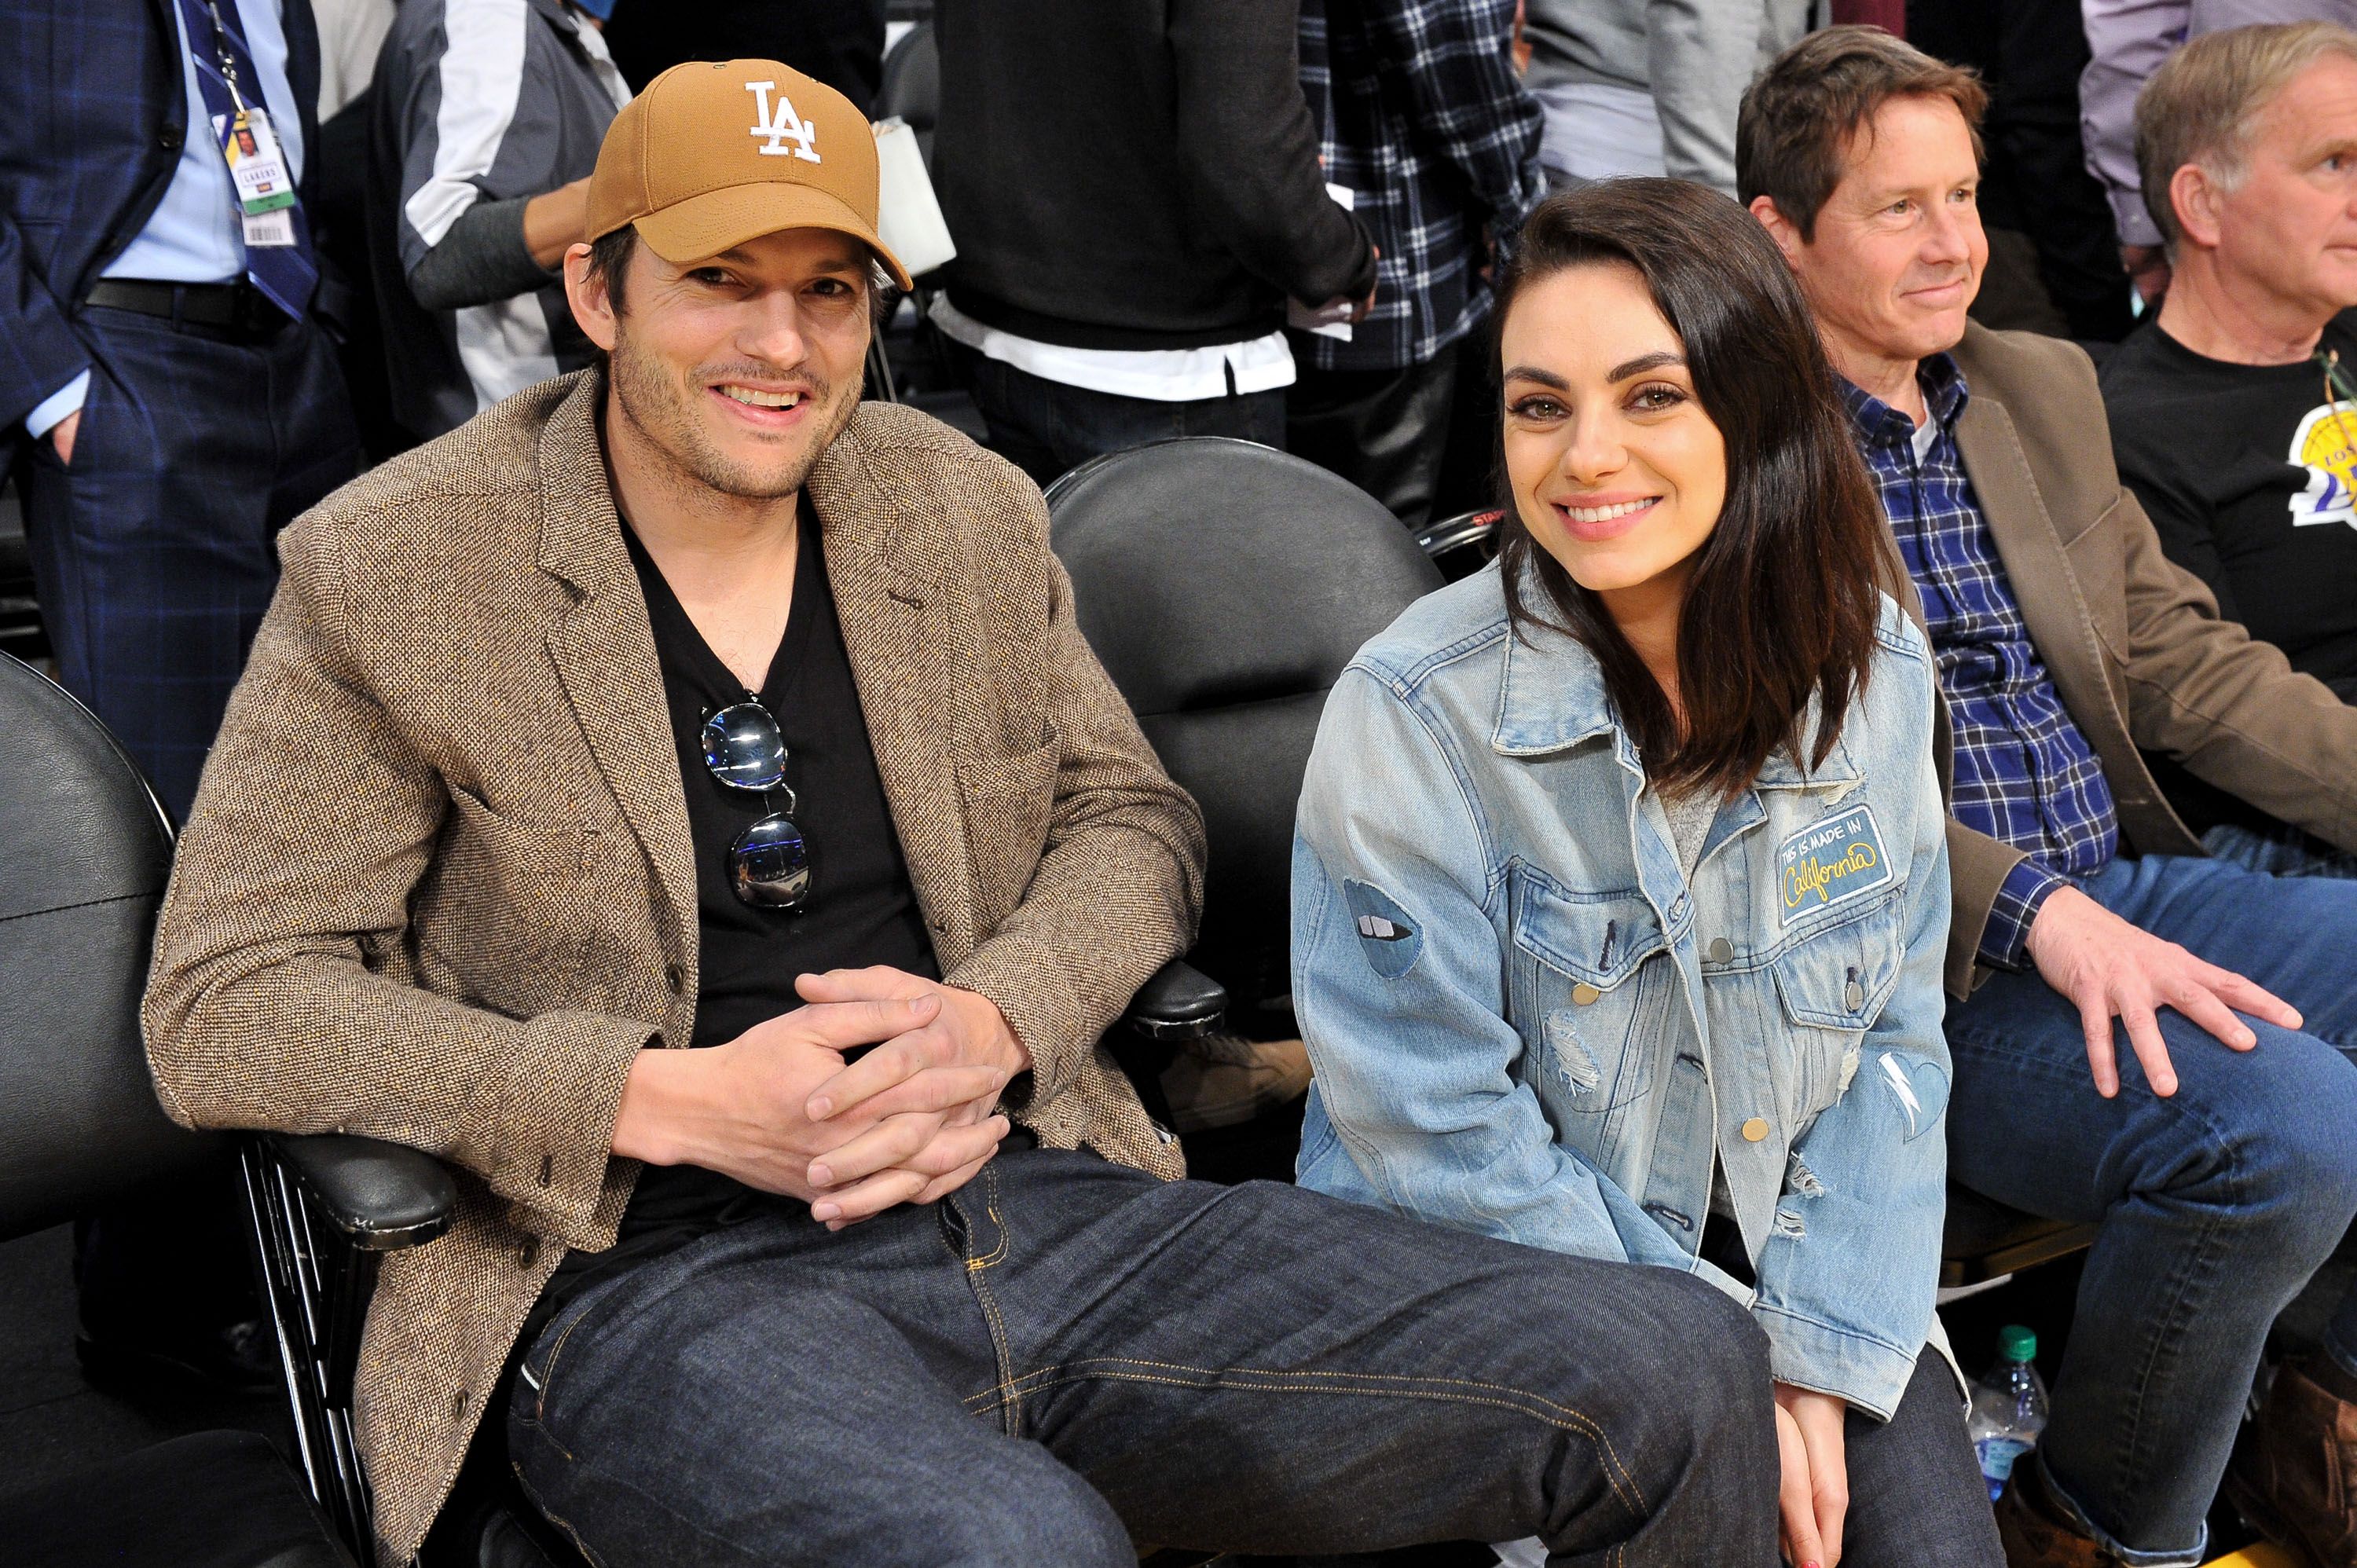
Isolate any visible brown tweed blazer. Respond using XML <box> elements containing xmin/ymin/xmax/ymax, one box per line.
<box><xmin>140</xmin><ymin>371</ymin><xmax>1204</xmax><ymax>1565</ymax></box>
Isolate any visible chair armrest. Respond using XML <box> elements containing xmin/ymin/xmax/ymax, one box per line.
<box><xmin>266</xmin><ymin>1134</ymin><xmax>456</xmax><ymax>1251</ymax></box>
<box><xmin>1121</xmin><ymin>959</ymin><xmax>1227</xmax><ymax>1042</ymax></box>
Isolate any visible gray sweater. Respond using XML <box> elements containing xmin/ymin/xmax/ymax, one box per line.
<box><xmin>1521</xmin><ymin>0</ymin><xmax>1805</xmax><ymax>193</ymax></box>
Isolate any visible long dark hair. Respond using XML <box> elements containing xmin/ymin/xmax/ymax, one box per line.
<box><xmin>1492</xmin><ymin>178</ymin><xmax>1897</xmax><ymax>799</ymax></box>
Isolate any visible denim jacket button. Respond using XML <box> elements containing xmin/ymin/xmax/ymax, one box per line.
<box><xmin>1845</xmin><ymin>979</ymin><xmax>1866</xmax><ymax>1011</ymax></box>
<box><xmin>1739</xmin><ymin>1117</ymin><xmax>1770</xmax><ymax>1142</ymax></box>
<box><xmin>1706</xmin><ymin>937</ymin><xmax>1734</xmax><ymax>965</ymax></box>
<box><xmin>1571</xmin><ymin>981</ymin><xmax>1601</xmax><ymax>1006</ymax></box>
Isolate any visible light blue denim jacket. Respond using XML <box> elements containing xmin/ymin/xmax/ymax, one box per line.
<box><xmin>1291</xmin><ymin>566</ymin><xmax>1953</xmax><ymax>1420</ymax></box>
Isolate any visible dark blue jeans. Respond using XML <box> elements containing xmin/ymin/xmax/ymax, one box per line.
<box><xmin>951</xmin><ymin>342</ymin><xmax>1288</xmax><ymax>490</ymax></box>
<box><xmin>509</xmin><ymin>1149</ymin><xmax>1779</xmax><ymax>1566</ymax></box>
<box><xmin>1945</xmin><ymin>853</ymin><xmax>2357</xmax><ymax>1564</ymax></box>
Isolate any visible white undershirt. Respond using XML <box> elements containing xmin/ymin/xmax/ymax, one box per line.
<box><xmin>929</xmin><ymin>295</ymin><xmax>1296</xmax><ymax>403</ymax></box>
<box><xmin>1911</xmin><ymin>400</ymin><xmax>1941</xmax><ymax>463</ymax></box>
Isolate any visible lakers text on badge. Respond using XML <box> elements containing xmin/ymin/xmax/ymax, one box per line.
<box><xmin>2287</xmin><ymin>401</ymin><xmax>2357</xmax><ymax>529</ymax></box>
<box><xmin>1776</xmin><ymin>804</ymin><xmax>1893</xmax><ymax>926</ymax></box>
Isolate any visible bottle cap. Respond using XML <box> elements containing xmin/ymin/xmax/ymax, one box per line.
<box><xmin>1999</xmin><ymin>1324</ymin><xmax>2038</xmax><ymax>1362</ymax></box>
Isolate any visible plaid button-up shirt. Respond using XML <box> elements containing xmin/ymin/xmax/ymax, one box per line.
<box><xmin>1296</xmin><ymin>0</ymin><xmax>1543</xmax><ymax>372</ymax></box>
<box><xmin>1842</xmin><ymin>356</ymin><xmax>2121</xmax><ymax>966</ymax></box>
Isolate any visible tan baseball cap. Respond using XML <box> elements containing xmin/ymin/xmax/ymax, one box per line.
<box><xmin>586</xmin><ymin>59</ymin><xmax>914</xmax><ymax>289</ymax></box>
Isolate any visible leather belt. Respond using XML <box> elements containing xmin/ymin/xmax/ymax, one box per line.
<box><xmin>84</xmin><ymin>278</ymin><xmax>291</xmax><ymax>342</ymax></box>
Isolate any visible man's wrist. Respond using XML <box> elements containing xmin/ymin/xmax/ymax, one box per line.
<box><xmin>610</xmin><ymin>1044</ymin><xmax>691</xmax><ymax>1165</ymax></box>
<box><xmin>1984</xmin><ymin>859</ymin><xmax>2069</xmax><ymax>971</ymax></box>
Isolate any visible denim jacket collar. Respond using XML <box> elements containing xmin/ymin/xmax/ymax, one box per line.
<box><xmin>1487</xmin><ymin>588</ymin><xmax>1865</xmax><ymax>795</ymax></box>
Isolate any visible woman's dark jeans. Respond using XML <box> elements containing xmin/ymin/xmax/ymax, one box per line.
<box><xmin>510</xmin><ymin>1149</ymin><xmax>1780</xmax><ymax>1566</ymax></box>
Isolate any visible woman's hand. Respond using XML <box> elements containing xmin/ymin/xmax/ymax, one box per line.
<box><xmin>1773</xmin><ymin>1382</ymin><xmax>1849</xmax><ymax>1567</ymax></box>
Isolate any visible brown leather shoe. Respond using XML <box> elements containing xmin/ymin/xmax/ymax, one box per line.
<box><xmin>1158</xmin><ymin>1035</ymin><xmax>1311</xmax><ymax>1133</ymax></box>
<box><xmin>1993</xmin><ymin>1463</ymin><xmax>2110</xmax><ymax>1568</ymax></box>
<box><xmin>2223</xmin><ymin>1357</ymin><xmax>2357</xmax><ymax>1568</ymax></box>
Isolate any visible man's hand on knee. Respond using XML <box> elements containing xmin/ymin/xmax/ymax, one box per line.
<box><xmin>2025</xmin><ymin>885</ymin><xmax>2303</xmax><ymax>1098</ymax></box>
<box><xmin>610</xmin><ymin>997</ymin><xmax>1009</xmax><ymax>1207</ymax></box>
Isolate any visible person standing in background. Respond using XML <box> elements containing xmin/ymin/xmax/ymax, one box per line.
<box><xmin>1288</xmin><ymin>0</ymin><xmax>1543</xmax><ymax>528</ymax></box>
<box><xmin>928</xmin><ymin>0</ymin><xmax>1376</xmax><ymax>486</ymax></box>
<box><xmin>2081</xmin><ymin>0</ymin><xmax>2357</xmax><ymax>307</ymax></box>
<box><xmin>368</xmin><ymin>0</ymin><xmax>630</xmax><ymax>442</ymax></box>
<box><xmin>1</xmin><ymin>0</ymin><xmax>361</xmax><ymax>1394</ymax></box>
<box><xmin>603</xmin><ymin>0</ymin><xmax>886</xmax><ymax>114</ymax></box>
<box><xmin>1520</xmin><ymin>0</ymin><xmax>1806</xmax><ymax>193</ymax></box>
<box><xmin>1908</xmin><ymin>1</ymin><xmax>2138</xmax><ymax>343</ymax></box>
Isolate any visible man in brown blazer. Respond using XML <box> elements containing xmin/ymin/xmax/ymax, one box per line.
<box><xmin>141</xmin><ymin>60</ymin><xmax>1779</xmax><ymax>1568</ymax></box>
<box><xmin>1746</xmin><ymin>28</ymin><xmax>2357</xmax><ymax>1568</ymax></box>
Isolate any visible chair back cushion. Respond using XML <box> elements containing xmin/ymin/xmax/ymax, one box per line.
<box><xmin>1047</xmin><ymin>439</ymin><xmax>1441</xmax><ymax>1006</ymax></box>
<box><xmin>0</xmin><ymin>653</ymin><xmax>214</xmax><ymax>1240</ymax></box>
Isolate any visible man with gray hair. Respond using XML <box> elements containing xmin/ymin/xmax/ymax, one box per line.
<box><xmin>2101</xmin><ymin>23</ymin><xmax>2357</xmax><ymax>885</ymax></box>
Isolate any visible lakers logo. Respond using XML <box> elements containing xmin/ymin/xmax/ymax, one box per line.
<box><xmin>2287</xmin><ymin>401</ymin><xmax>2357</xmax><ymax>528</ymax></box>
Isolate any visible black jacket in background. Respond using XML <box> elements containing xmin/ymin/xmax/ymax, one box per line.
<box><xmin>604</xmin><ymin>0</ymin><xmax>886</xmax><ymax>114</ymax></box>
<box><xmin>932</xmin><ymin>0</ymin><xmax>1376</xmax><ymax>351</ymax></box>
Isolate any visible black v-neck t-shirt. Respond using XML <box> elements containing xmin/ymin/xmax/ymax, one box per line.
<box><xmin>528</xmin><ymin>505</ymin><xmax>938</xmax><ymax>1335</ymax></box>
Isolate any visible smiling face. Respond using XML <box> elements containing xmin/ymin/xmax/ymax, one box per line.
<box><xmin>1765</xmin><ymin>93</ymin><xmax>1986</xmax><ymax>376</ymax></box>
<box><xmin>2200</xmin><ymin>54</ymin><xmax>2357</xmax><ymax>320</ymax></box>
<box><xmin>1500</xmin><ymin>261</ymin><xmax>1728</xmax><ymax>614</ymax></box>
<box><xmin>569</xmin><ymin>225</ymin><xmax>872</xmax><ymax>502</ymax></box>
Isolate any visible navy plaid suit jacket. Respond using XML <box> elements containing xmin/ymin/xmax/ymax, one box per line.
<box><xmin>0</xmin><ymin>0</ymin><xmax>323</xmax><ymax>463</ymax></box>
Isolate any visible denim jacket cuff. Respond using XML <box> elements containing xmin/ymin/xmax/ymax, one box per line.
<box><xmin>1753</xmin><ymin>1302</ymin><xmax>1919</xmax><ymax>1423</ymax></box>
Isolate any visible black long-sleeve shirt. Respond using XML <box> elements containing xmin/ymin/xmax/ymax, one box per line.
<box><xmin>932</xmin><ymin>0</ymin><xmax>1377</xmax><ymax>351</ymax></box>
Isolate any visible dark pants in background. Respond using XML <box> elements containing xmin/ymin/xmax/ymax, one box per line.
<box><xmin>16</xmin><ymin>302</ymin><xmax>359</xmax><ymax>824</ymax></box>
<box><xmin>511</xmin><ymin>1149</ymin><xmax>1782</xmax><ymax>1566</ymax></box>
<box><xmin>1288</xmin><ymin>333</ymin><xmax>1500</xmax><ymax>529</ymax></box>
<box><xmin>953</xmin><ymin>342</ymin><xmax>1288</xmax><ymax>491</ymax></box>
<box><xmin>20</xmin><ymin>299</ymin><xmax>358</xmax><ymax>1368</ymax></box>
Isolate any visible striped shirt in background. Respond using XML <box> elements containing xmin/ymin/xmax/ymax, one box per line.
<box><xmin>373</xmin><ymin>0</ymin><xmax>629</xmax><ymax>440</ymax></box>
<box><xmin>1842</xmin><ymin>355</ymin><xmax>2121</xmax><ymax>965</ymax></box>
<box><xmin>1296</xmin><ymin>0</ymin><xmax>1543</xmax><ymax>372</ymax></box>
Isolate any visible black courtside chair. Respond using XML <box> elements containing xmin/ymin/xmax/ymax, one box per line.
<box><xmin>0</xmin><ymin>650</ymin><xmax>353</xmax><ymax>1568</ymax></box>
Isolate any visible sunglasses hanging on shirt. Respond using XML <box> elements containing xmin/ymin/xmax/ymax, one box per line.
<box><xmin>700</xmin><ymin>699</ymin><xmax>812</xmax><ymax>912</ymax></box>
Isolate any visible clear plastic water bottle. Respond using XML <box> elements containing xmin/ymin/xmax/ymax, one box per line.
<box><xmin>1968</xmin><ymin>1324</ymin><xmax>2051</xmax><ymax>1501</ymax></box>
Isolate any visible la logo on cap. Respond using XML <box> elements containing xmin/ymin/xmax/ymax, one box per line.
<box><xmin>745</xmin><ymin>79</ymin><xmax>821</xmax><ymax>163</ymax></box>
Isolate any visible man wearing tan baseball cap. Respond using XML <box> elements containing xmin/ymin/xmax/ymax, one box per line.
<box><xmin>145</xmin><ymin>54</ymin><xmax>1776</xmax><ymax>1568</ymax></box>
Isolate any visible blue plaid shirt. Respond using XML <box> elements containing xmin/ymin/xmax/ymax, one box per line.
<box><xmin>1842</xmin><ymin>357</ymin><xmax>2121</xmax><ymax>966</ymax></box>
<box><xmin>1296</xmin><ymin>0</ymin><xmax>1543</xmax><ymax>372</ymax></box>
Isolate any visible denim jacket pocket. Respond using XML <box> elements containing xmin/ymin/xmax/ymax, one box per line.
<box><xmin>1769</xmin><ymin>892</ymin><xmax>1907</xmax><ymax>1122</ymax></box>
<box><xmin>1508</xmin><ymin>879</ymin><xmax>1669</xmax><ymax>1112</ymax></box>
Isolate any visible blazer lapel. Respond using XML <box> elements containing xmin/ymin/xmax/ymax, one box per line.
<box><xmin>804</xmin><ymin>414</ymin><xmax>980</xmax><ymax>961</ymax></box>
<box><xmin>1953</xmin><ymin>392</ymin><xmax>2139</xmax><ymax>761</ymax></box>
<box><xmin>533</xmin><ymin>378</ymin><xmax>698</xmax><ymax>961</ymax></box>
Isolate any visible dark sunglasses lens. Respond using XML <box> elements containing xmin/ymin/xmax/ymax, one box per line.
<box><xmin>702</xmin><ymin>702</ymin><xmax>786</xmax><ymax>791</ymax></box>
<box><xmin>730</xmin><ymin>812</ymin><xmax>811</xmax><ymax>910</ymax></box>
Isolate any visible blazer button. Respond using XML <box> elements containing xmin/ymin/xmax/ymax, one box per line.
<box><xmin>1571</xmin><ymin>982</ymin><xmax>1600</xmax><ymax>1006</ymax></box>
<box><xmin>1740</xmin><ymin>1116</ymin><xmax>1770</xmax><ymax>1142</ymax></box>
<box><xmin>1706</xmin><ymin>937</ymin><xmax>1734</xmax><ymax>965</ymax></box>
<box><xmin>665</xmin><ymin>963</ymin><xmax>685</xmax><ymax>995</ymax></box>
<box><xmin>517</xmin><ymin>1237</ymin><xmax>540</xmax><ymax>1269</ymax></box>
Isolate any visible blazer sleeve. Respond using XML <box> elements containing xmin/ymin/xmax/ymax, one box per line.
<box><xmin>2115</xmin><ymin>482</ymin><xmax>2357</xmax><ymax>852</ymax></box>
<box><xmin>1290</xmin><ymin>665</ymin><xmax>1710</xmax><ymax>1278</ymax></box>
<box><xmin>141</xmin><ymin>512</ymin><xmax>652</xmax><ymax>1252</ymax></box>
<box><xmin>1167</xmin><ymin>0</ymin><xmax>1377</xmax><ymax>307</ymax></box>
<box><xmin>1752</xmin><ymin>647</ymin><xmax>1952</xmax><ymax>1421</ymax></box>
<box><xmin>0</xmin><ymin>215</ymin><xmax>93</xmax><ymax>434</ymax></box>
<box><xmin>939</xmin><ymin>505</ymin><xmax>1208</xmax><ymax>1116</ymax></box>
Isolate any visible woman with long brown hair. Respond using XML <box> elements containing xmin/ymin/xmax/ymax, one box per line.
<box><xmin>1291</xmin><ymin>179</ymin><xmax>1997</xmax><ymax>1567</ymax></box>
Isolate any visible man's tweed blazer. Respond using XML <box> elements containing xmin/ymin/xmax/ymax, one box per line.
<box><xmin>141</xmin><ymin>371</ymin><xmax>1206</xmax><ymax>1565</ymax></box>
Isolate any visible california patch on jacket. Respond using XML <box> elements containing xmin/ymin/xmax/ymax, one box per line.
<box><xmin>1777</xmin><ymin>804</ymin><xmax>1893</xmax><ymax>925</ymax></box>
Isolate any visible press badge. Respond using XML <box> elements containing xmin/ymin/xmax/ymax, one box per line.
<box><xmin>213</xmin><ymin>108</ymin><xmax>298</xmax><ymax>247</ymax></box>
<box><xmin>1776</xmin><ymin>804</ymin><xmax>1893</xmax><ymax>925</ymax></box>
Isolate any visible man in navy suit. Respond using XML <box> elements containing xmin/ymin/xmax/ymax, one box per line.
<box><xmin>1</xmin><ymin>0</ymin><xmax>360</xmax><ymax>826</ymax></box>
<box><xmin>0</xmin><ymin>0</ymin><xmax>359</xmax><ymax>1389</ymax></box>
